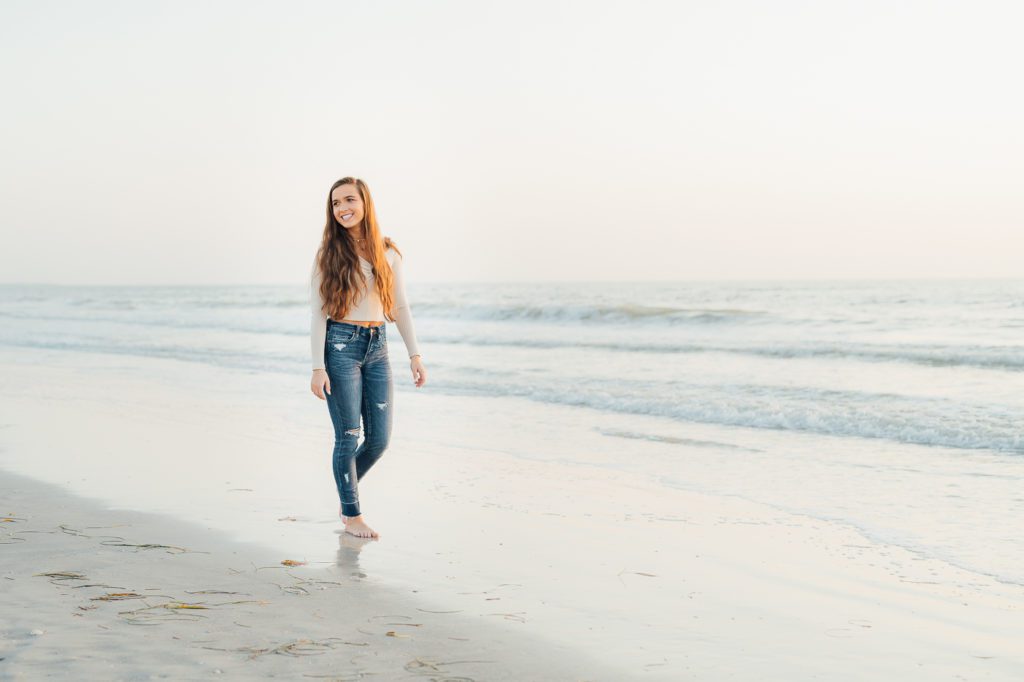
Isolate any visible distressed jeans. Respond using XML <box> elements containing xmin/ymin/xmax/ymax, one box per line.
<box><xmin>323</xmin><ymin>319</ymin><xmax>394</xmax><ymax>517</ymax></box>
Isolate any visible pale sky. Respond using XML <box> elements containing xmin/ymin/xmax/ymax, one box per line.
<box><xmin>1</xmin><ymin>0</ymin><xmax>1021</xmax><ymax>284</ymax></box>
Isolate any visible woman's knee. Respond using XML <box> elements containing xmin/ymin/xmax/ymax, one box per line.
<box><xmin>333</xmin><ymin>426</ymin><xmax>362</xmax><ymax>453</ymax></box>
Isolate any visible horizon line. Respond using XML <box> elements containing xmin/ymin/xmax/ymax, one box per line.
<box><xmin>2</xmin><ymin>276</ymin><xmax>1023</xmax><ymax>287</ymax></box>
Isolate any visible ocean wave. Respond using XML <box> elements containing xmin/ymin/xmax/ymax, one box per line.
<box><xmin>411</xmin><ymin>302</ymin><xmax>769</xmax><ymax>325</ymax></box>
<box><xmin>429</xmin><ymin>335</ymin><xmax>1024</xmax><ymax>371</ymax></box>
<box><xmin>0</xmin><ymin>311</ymin><xmax>304</xmax><ymax>337</ymax></box>
<box><xmin>427</xmin><ymin>376</ymin><xmax>1024</xmax><ymax>454</ymax></box>
<box><xmin>64</xmin><ymin>296</ymin><xmax>306</xmax><ymax>310</ymax></box>
<box><xmin>0</xmin><ymin>338</ymin><xmax>298</xmax><ymax>374</ymax></box>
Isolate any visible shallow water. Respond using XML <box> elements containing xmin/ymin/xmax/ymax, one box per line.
<box><xmin>1</xmin><ymin>279</ymin><xmax>1022</xmax><ymax>586</ymax></box>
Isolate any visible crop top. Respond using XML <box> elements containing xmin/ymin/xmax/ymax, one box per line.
<box><xmin>310</xmin><ymin>246</ymin><xmax>421</xmax><ymax>370</ymax></box>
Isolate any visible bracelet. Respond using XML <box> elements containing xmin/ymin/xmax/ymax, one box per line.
<box><xmin>312</xmin><ymin>368</ymin><xmax>326</xmax><ymax>373</ymax></box>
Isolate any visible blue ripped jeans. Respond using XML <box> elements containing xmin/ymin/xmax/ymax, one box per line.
<box><xmin>323</xmin><ymin>319</ymin><xmax>394</xmax><ymax>517</ymax></box>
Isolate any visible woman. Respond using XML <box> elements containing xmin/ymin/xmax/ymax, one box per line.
<box><xmin>310</xmin><ymin>177</ymin><xmax>427</xmax><ymax>539</ymax></box>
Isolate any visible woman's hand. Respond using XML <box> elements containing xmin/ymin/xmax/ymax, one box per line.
<box><xmin>311</xmin><ymin>369</ymin><xmax>331</xmax><ymax>400</ymax></box>
<box><xmin>410</xmin><ymin>356</ymin><xmax>427</xmax><ymax>388</ymax></box>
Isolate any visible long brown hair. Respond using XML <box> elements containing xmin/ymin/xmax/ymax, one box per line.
<box><xmin>314</xmin><ymin>177</ymin><xmax>402</xmax><ymax>322</ymax></box>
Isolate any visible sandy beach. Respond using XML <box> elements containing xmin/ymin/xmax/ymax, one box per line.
<box><xmin>1</xmin><ymin>469</ymin><xmax>609</xmax><ymax>680</ymax></box>
<box><xmin>2</xmin><ymin>346</ymin><xmax>1023</xmax><ymax>680</ymax></box>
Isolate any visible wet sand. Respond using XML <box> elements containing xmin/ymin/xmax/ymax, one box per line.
<box><xmin>1</xmin><ymin>469</ymin><xmax>611</xmax><ymax>680</ymax></box>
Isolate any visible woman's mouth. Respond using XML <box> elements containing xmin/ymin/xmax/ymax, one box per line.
<box><xmin>339</xmin><ymin>212</ymin><xmax>354</xmax><ymax>221</ymax></box>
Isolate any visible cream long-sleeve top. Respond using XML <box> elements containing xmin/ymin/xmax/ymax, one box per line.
<box><xmin>310</xmin><ymin>246</ymin><xmax>421</xmax><ymax>371</ymax></box>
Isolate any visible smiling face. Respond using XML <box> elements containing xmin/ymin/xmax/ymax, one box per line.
<box><xmin>330</xmin><ymin>183</ymin><xmax>365</xmax><ymax>232</ymax></box>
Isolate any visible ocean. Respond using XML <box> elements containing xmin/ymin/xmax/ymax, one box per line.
<box><xmin>1</xmin><ymin>279</ymin><xmax>1022</xmax><ymax>585</ymax></box>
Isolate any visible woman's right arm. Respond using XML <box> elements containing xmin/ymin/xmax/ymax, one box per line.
<box><xmin>310</xmin><ymin>263</ymin><xmax>330</xmax><ymax>399</ymax></box>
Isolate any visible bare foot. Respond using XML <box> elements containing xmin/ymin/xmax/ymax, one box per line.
<box><xmin>344</xmin><ymin>515</ymin><xmax>379</xmax><ymax>539</ymax></box>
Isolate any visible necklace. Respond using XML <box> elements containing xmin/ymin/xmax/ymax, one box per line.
<box><xmin>352</xmin><ymin>235</ymin><xmax>369</xmax><ymax>260</ymax></box>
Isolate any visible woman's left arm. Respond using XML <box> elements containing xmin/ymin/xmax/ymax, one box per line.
<box><xmin>391</xmin><ymin>252</ymin><xmax>427</xmax><ymax>388</ymax></box>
